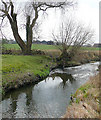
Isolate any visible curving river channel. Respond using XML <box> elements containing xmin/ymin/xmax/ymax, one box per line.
<box><xmin>1</xmin><ymin>62</ymin><xmax>100</xmax><ymax>118</ymax></box>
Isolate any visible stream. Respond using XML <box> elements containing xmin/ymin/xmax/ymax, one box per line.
<box><xmin>1</xmin><ymin>62</ymin><xmax>100</xmax><ymax>118</ymax></box>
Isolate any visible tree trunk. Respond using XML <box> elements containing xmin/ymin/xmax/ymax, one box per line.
<box><xmin>7</xmin><ymin>14</ymin><xmax>27</xmax><ymax>54</ymax></box>
<box><xmin>26</xmin><ymin>16</ymin><xmax>32</xmax><ymax>54</ymax></box>
<box><xmin>11</xmin><ymin>23</ymin><xmax>27</xmax><ymax>53</ymax></box>
<box><xmin>26</xmin><ymin>27</ymin><xmax>32</xmax><ymax>54</ymax></box>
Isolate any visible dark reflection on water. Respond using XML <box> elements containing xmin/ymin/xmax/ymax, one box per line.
<box><xmin>50</xmin><ymin>73</ymin><xmax>75</xmax><ymax>88</ymax></box>
<box><xmin>1</xmin><ymin>62</ymin><xmax>99</xmax><ymax>118</ymax></box>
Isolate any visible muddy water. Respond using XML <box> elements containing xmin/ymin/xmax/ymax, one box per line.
<box><xmin>1</xmin><ymin>62</ymin><xmax>99</xmax><ymax>118</ymax></box>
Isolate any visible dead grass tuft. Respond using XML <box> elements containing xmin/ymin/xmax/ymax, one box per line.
<box><xmin>63</xmin><ymin>69</ymin><xmax>101</xmax><ymax>118</ymax></box>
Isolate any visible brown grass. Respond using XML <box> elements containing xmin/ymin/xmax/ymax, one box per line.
<box><xmin>72</xmin><ymin>50</ymin><xmax>100</xmax><ymax>63</ymax></box>
<box><xmin>62</xmin><ymin>69</ymin><xmax>101</xmax><ymax>119</ymax></box>
<box><xmin>44</xmin><ymin>49</ymin><xmax>61</xmax><ymax>58</ymax></box>
<box><xmin>44</xmin><ymin>50</ymin><xmax>100</xmax><ymax>65</ymax></box>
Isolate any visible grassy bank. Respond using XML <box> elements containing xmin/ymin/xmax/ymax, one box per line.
<box><xmin>1</xmin><ymin>44</ymin><xmax>101</xmax><ymax>97</ymax></box>
<box><xmin>63</xmin><ymin>69</ymin><xmax>101</xmax><ymax>118</ymax></box>
<box><xmin>1</xmin><ymin>55</ymin><xmax>56</xmax><ymax>96</ymax></box>
<box><xmin>71</xmin><ymin>51</ymin><xmax>100</xmax><ymax>64</ymax></box>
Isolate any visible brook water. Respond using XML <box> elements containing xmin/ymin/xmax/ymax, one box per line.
<box><xmin>1</xmin><ymin>62</ymin><xmax>99</xmax><ymax>118</ymax></box>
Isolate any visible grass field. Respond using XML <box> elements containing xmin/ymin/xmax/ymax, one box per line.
<box><xmin>3</xmin><ymin>44</ymin><xmax>57</xmax><ymax>50</ymax></box>
<box><xmin>3</xmin><ymin>44</ymin><xmax>101</xmax><ymax>51</ymax></box>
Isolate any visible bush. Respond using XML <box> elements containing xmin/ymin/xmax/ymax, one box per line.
<box><xmin>2</xmin><ymin>48</ymin><xmax>45</xmax><ymax>55</ymax></box>
<box><xmin>2</xmin><ymin>47</ymin><xmax>21</xmax><ymax>55</ymax></box>
<box><xmin>31</xmin><ymin>50</ymin><xmax>45</xmax><ymax>55</ymax></box>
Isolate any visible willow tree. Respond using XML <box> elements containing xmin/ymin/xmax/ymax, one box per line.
<box><xmin>52</xmin><ymin>19</ymin><xmax>94</xmax><ymax>67</ymax></box>
<box><xmin>0</xmin><ymin>0</ymin><xmax>76</xmax><ymax>54</ymax></box>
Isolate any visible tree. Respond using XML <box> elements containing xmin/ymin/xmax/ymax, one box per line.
<box><xmin>0</xmin><ymin>0</ymin><xmax>76</xmax><ymax>54</ymax></box>
<box><xmin>52</xmin><ymin>19</ymin><xmax>94</xmax><ymax>67</ymax></box>
<box><xmin>2</xmin><ymin>38</ymin><xmax>8</xmax><ymax>44</ymax></box>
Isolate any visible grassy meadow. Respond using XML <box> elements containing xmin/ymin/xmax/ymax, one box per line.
<box><xmin>2</xmin><ymin>43</ymin><xmax>101</xmax><ymax>59</ymax></box>
<box><xmin>3</xmin><ymin>44</ymin><xmax>57</xmax><ymax>50</ymax></box>
<box><xmin>3</xmin><ymin>43</ymin><xmax>101</xmax><ymax>51</ymax></box>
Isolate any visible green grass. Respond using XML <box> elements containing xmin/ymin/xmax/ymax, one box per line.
<box><xmin>78</xmin><ymin>84</ymin><xmax>91</xmax><ymax>93</ymax></box>
<box><xmin>3</xmin><ymin>44</ymin><xmax>57</xmax><ymax>50</ymax></box>
<box><xmin>3</xmin><ymin>44</ymin><xmax>101</xmax><ymax>51</ymax></box>
<box><xmin>1</xmin><ymin>54</ymin><xmax>55</xmax><ymax>95</ymax></box>
<box><xmin>2</xmin><ymin>55</ymin><xmax>52</xmax><ymax>75</ymax></box>
<box><xmin>80</xmin><ymin>47</ymin><xmax>101</xmax><ymax>51</ymax></box>
<box><xmin>3</xmin><ymin>44</ymin><xmax>20</xmax><ymax>50</ymax></box>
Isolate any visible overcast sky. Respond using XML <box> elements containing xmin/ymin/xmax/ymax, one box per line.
<box><xmin>0</xmin><ymin>0</ymin><xmax>100</xmax><ymax>43</ymax></box>
<box><xmin>76</xmin><ymin>0</ymin><xmax>100</xmax><ymax>43</ymax></box>
<box><xmin>40</xmin><ymin>0</ymin><xmax>100</xmax><ymax>43</ymax></box>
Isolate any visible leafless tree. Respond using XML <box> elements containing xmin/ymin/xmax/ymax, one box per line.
<box><xmin>0</xmin><ymin>0</ymin><xmax>76</xmax><ymax>54</ymax></box>
<box><xmin>52</xmin><ymin>19</ymin><xmax>94</xmax><ymax>65</ymax></box>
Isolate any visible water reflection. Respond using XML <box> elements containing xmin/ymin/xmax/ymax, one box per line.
<box><xmin>50</xmin><ymin>73</ymin><xmax>75</xmax><ymax>88</ymax></box>
<box><xmin>1</xmin><ymin>62</ymin><xmax>99</xmax><ymax>118</ymax></box>
<box><xmin>2</xmin><ymin>84</ymin><xmax>34</xmax><ymax>118</ymax></box>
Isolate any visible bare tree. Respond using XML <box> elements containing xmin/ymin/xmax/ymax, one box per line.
<box><xmin>0</xmin><ymin>0</ymin><xmax>76</xmax><ymax>54</ymax></box>
<box><xmin>52</xmin><ymin>19</ymin><xmax>94</xmax><ymax>66</ymax></box>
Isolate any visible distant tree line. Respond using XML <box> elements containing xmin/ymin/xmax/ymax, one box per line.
<box><xmin>32</xmin><ymin>40</ymin><xmax>54</xmax><ymax>45</ymax></box>
<box><xmin>2</xmin><ymin>38</ymin><xmax>55</xmax><ymax>45</ymax></box>
<box><xmin>93</xmin><ymin>43</ymin><xmax>101</xmax><ymax>48</ymax></box>
<box><xmin>2</xmin><ymin>38</ymin><xmax>16</xmax><ymax>44</ymax></box>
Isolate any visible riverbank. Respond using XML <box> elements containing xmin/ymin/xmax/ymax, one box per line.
<box><xmin>1</xmin><ymin>55</ymin><xmax>56</xmax><ymax>97</ymax></box>
<box><xmin>1</xmin><ymin>49</ymin><xmax>100</xmax><ymax>96</ymax></box>
<box><xmin>65</xmin><ymin>50</ymin><xmax>100</xmax><ymax>67</ymax></box>
<box><xmin>63</xmin><ymin>68</ymin><xmax>101</xmax><ymax>119</ymax></box>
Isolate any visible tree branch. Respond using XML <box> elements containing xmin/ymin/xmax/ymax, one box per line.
<box><xmin>9</xmin><ymin>0</ymin><xmax>14</xmax><ymax>18</ymax></box>
<box><xmin>31</xmin><ymin>7</ymin><xmax>38</xmax><ymax>28</ymax></box>
<box><xmin>0</xmin><ymin>16</ymin><xmax>7</xmax><ymax>39</ymax></box>
<box><xmin>1</xmin><ymin>0</ymin><xmax>7</xmax><ymax>11</ymax></box>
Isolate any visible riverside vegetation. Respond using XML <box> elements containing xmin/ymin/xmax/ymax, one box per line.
<box><xmin>1</xmin><ymin>44</ymin><xmax>101</xmax><ymax>118</ymax></box>
<box><xmin>1</xmin><ymin>54</ymin><xmax>56</xmax><ymax>96</ymax></box>
<box><xmin>63</xmin><ymin>65</ymin><xmax>101</xmax><ymax>118</ymax></box>
<box><xmin>0</xmin><ymin>0</ymin><xmax>100</xmax><ymax>118</ymax></box>
<box><xmin>1</xmin><ymin>44</ymin><xmax>100</xmax><ymax>96</ymax></box>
